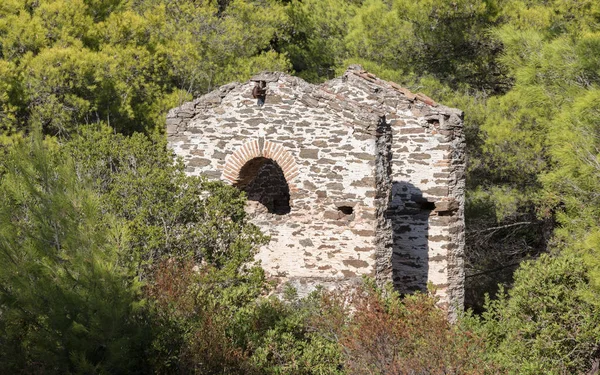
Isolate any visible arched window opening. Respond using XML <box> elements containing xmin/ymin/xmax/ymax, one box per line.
<box><xmin>235</xmin><ymin>157</ymin><xmax>291</xmax><ymax>215</ymax></box>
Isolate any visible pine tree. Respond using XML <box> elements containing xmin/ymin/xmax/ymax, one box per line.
<box><xmin>0</xmin><ymin>134</ymin><xmax>151</xmax><ymax>373</ymax></box>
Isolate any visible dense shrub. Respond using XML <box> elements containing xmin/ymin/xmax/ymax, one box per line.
<box><xmin>64</xmin><ymin>124</ymin><xmax>268</xmax><ymax>274</ymax></box>
<box><xmin>0</xmin><ymin>135</ymin><xmax>153</xmax><ymax>373</ymax></box>
<box><xmin>465</xmin><ymin>254</ymin><xmax>600</xmax><ymax>374</ymax></box>
<box><xmin>315</xmin><ymin>283</ymin><xmax>495</xmax><ymax>375</ymax></box>
<box><xmin>146</xmin><ymin>259</ymin><xmax>259</xmax><ymax>374</ymax></box>
<box><xmin>146</xmin><ymin>259</ymin><xmax>344</xmax><ymax>375</ymax></box>
<box><xmin>0</xmin><ymin>128</ymin><xmax>270</xmax><ymax>373</ymax></box>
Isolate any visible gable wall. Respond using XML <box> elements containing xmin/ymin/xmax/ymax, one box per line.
<box><xmin>167</xmin><ymin>70</ymin><xmax>465</xmax><ymax>314</ymax></box>
<box><xmin>167</xmin><ymin>78</ymin><xmax>383</xmax><ymax>295</ymax></box>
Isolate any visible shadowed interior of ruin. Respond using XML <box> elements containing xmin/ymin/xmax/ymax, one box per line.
<box><xmin>235</xmin><ymin>157</ymin><xmax>291</xmax><ymax>215</ymax></box>
<box><xmin>388</xmin><ymin>182</ymin><xmax>431</xmax><ymax>295</ymax></box>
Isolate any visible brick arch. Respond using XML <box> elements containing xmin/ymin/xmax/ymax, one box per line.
<box><xmin>222</xmin><ymin>139</ymin><xmax>299</xmax><ymax>186</ymax></box>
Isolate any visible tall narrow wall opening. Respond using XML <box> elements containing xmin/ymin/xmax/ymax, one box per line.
<box><xmin>234</xmin><ymin>157</ymin><xmax>291</xmax><ymax>215</ymax></box>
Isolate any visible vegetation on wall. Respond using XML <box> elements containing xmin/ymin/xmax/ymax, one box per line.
<box><xmin>2</xmin><ymin>0</ymin><xmax>600</xmax><ymax>373</ymax></box>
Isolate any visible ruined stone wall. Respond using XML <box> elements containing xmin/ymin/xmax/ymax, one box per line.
<box><xmin>167</xmin><ymin>74</ymin><xmax>383</xmax><ymax>296</ymax></box>
<box><xmin>386</xmin><ymin>111</ymin><xmax>465</xmax><ymax>311</ymax></box>
<box><xmin>321</xmin><ymin>70</ymin><xmax>465</xmax><ymax>312</ymax></box>
<box><xmin>167</xmin><ymin>67</ymin><xmax>465</xmax><ymax>314</ymax></box>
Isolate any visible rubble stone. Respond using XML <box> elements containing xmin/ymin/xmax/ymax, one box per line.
<box><xmin>167</xmin><ymin>66</ymin><xmax>466</xmax><ymax>318</ymax></box>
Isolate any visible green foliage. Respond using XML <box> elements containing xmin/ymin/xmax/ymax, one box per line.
<box><xmin>64</xmin><ymin>125</ymin><xmax>268</xmax><ymax>276</ymax></box>
<box><xmin>147</xmin><ymin>271</ymin><xmax>493</xmax><ymax>375</ymax></box>
<box><xmin>243</xmin><ymin>291</ymin><xmax>344</xmax><ymax>375</ymax></box>
<box><xmin>498</xmin><ymin>0</ymin><xmax>600</xmax><ymax>37</ymax></box>
<box><xmin>463</xmin><ymin>4</ymin><xmax>600</xmax><ymax>313</ymax></box>
<box><xmin>541</xmin><ymin>84</ymin><xmax>600</xmax><ymax>303</ymax></box>
<box><xmin>278</xmin><ymin>0</ymin><xmax>355</xmax><ymax>82</ymax></box>
<box><xmin>0</xmin><ymin>0</ymin><xmax>291</xmax><ymax>136</ymax></box>
<box><xmin>63</xmin><ymin>125</ymin><xmax>273</xmax><ymax>372</ymax></box>
<box><xmin>0</xmin><ymin>127</ymin><xmax>272</xmax><ymax>373</ymax></box>
<box><xmin>477</xmin><ymin>9</ymin><xmax>600</xmax><ymax>208</ymax></box>
<box><xmin>344</xmin><ymin>0</ymin><xmax>505</xmax><ymax>91</ymax></box>
<box><xmin>146</xmin><ymin>259</ymin><xmax>259</xmax><ymax>374</ymax></box>
<box><xmin>544</xmin><ymin>88</ymin><xmax>600</xmax><ymax>236</ymax></box>
<box><xmin>0</xmin><ymin>134</ymin><xmax>152</xmax><ymax>374</ymax></box>
<box><xmin>465</xmin><ymin>254</ymin><xmax>600</xmax><ymax>374</ymax></box>
<box><xmin>147</xmin><ymin>261</ymin><xmax>344</xmax><ymax>375</ymax></box>
<box><xmin>468</xmin><ymin>37</ymin><xmax>600</xmax><ymax>361</ymax></box>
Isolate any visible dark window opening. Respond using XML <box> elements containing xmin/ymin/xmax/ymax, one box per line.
<box><xmin>235</xmin><ymin>157</ymin><xmax>291</xmax><ymax>215</ymax></box>
<box><xmin>337</xmin><ymin>206</ymin><xmax>354</xmax><ymax>215</ymax></box>
<box><xmin>418</xmin><ymin>201</ymin><xmax>436</xmax><ymax>211</ymax></box>
<box><xmin>426</xmin><ymin>118</ymin><xmax>440</xmax><ymax>127</ymax></box>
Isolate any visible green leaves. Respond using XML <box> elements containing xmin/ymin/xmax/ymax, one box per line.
<box><xmin>0</xmin><ymin>0</ymin><xmax>291</xmax><ymax>136</ymax></box>
<box><xmin>65</xmin><ymin>125</ymin><xmax>268</xmax><ymax>272</ymax></box>
<box><xmin>279</xmin><ymin>0</ymin><xmax>355</xmax><ymax>82</ymax></box>
<box><xmin>468</xmin><ymin>254</ymin><xmax>600</xmax><ymax>374</ymax></box>
<box><xmin>0</xmin><ymin>126</ymin><xmax>271</xmax><ymax>373</ymax></box>
<box><xmin>343</xmin><ymin>0</ymin><xmax>505</xmax><ymax>91</ymax></box>
<box><xmin>0</xmin><ymin>134</ymin><xmax>151</xmax><ymax>374</ymax></box>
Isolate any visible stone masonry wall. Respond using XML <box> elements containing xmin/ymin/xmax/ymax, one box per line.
<box><xmin>167</xmin><ymin>67</ymin><xmax>466</xmax><ymax>315</ymax></box>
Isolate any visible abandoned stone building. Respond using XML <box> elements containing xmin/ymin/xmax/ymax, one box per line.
<box><xmin>166</xmin><ymin>66</ymin><xmax>466</xmax><ymax>314</ymax></box>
